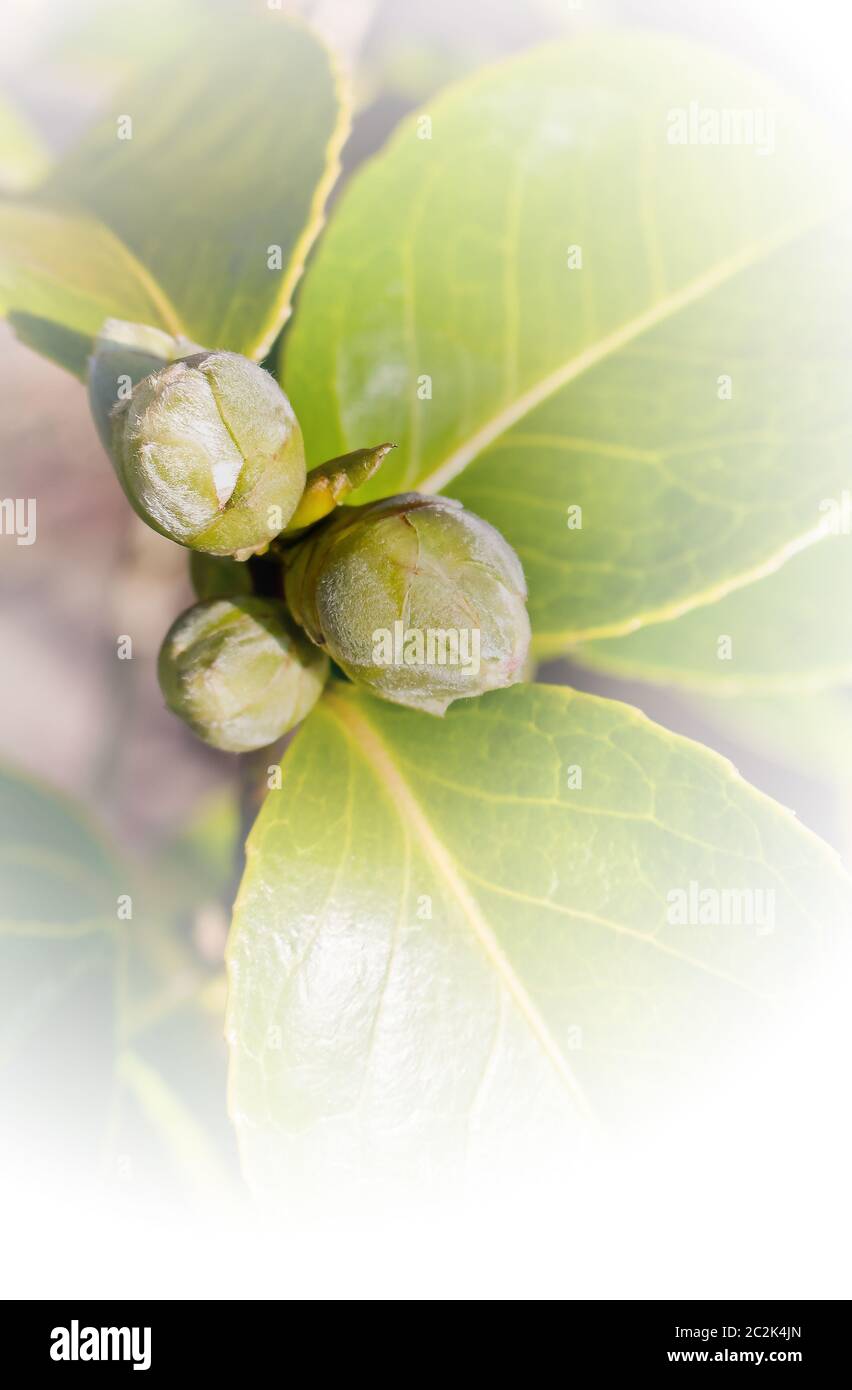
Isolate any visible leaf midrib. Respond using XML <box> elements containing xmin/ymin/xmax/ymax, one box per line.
<box><xmin>322</xmin><ymin>687</ymin><xmax>594</xmax><ymax>1121</ymax></box>
<box><xmin>418</xmin><ymin>216</ymin><xmax>820</xmax><ymax>496</ymax></box>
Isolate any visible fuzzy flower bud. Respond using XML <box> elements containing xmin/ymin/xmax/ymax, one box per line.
<box><xmin>110</xmin><ymin>351</ymin><xmax>306</xmax><ymax>557</ymax></box>
<box><xmin>284</xmin><ymin>494</ymin><xmax>530</xmax><ymax>716</ymax></box>
<box><xmin>158</xmin><ymin>597</ymin><xmax>327</xmax><ymax>751</ymax></box>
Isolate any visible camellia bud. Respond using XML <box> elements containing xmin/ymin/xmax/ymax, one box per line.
<box><xmin>158</xmin><ymin>597</ymin><xmax>328</xmax><ymax>752</ymax></box>
<box><xmin>284</xmin><ymin>494</ymin><xmax>531</xmax><ymax>715</ymax></box>
<box><xmin>110</xmin><ymin>351</ymin><xmax>306</xmax><ymax>557</ymax></box>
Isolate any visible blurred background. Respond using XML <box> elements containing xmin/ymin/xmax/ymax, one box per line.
<box><xmin>1</xmin><ymin>0</ymin><xmax>850</xmax><ymax>1294</ymax></box>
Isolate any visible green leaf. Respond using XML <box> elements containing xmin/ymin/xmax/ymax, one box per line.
<box><xmin>116</xmin><ymin>1048</ymin><xmax>233</xmax><ymax>1205</ymax></box>
<box><xmin>0</xmin><ymin>767</ymin><xmax>121</xmax><ymax>935</ymax></box>
<box><xmin>0</xmin><ymin>203</ymin><xmax>181</xmax><ymax>376</ymax></box>
<box><xmin>283</xmin><ymin>34</ymin><xmax>850</xmax><ymax>648</ymax></box>
<box><xmin>0</xmin><ymin>92</ymin><xmax>50</xmax><ymax>193</ymax></box>
<box><xmin>227</xmin><ymin>682</ymin><xmax>849</xmax><ymax>1190</ymax></box>
<box><xmin>572</xmin><ymin>535</ymin><xmax>852</xmax><ymax>693</ymax></box>
<box><xmin>0</xmin><ymin>766</ymin><xmax>238</xmax><ymax>1194</ymax></box>
<box><xmin>0</xmin><ymin>767</ymin><xmax>120</xmax><ymax>1174</ymax></box>
<box><xmin>153</xmin><ymin>790</ymin><xmax>241</xmax><ymax>916</ymax></box>
<box><xmin>45</xmin><ymin>11</ymin><xmax>350</xmax><ymax>357</ymax></box>
<box><xmin>47</xmin><ymin>0</ymin><xmax>206</xmax><ymax>82</ymax></box>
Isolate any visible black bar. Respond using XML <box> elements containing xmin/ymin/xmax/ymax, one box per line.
<box><xmin>0</xmin><ymin>1300</ymin><xmax>848</xmax><ymax>1372</ymax></box>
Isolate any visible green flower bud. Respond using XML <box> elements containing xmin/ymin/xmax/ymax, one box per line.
<box><xmin>88</xmin><ymin>318</ymin><xmax>203</xmax><ymax>452</ymax></box>
<box><xmin>158</xmin><ymin>597</ymin><xmax>328</xmax><ymax>752</ymax></box>
<box><xmin>110</xmin><ymin>351</ymin><xmax>306</xmax><ymax>557</ymax></box>
<box><xmin>285</xmin><ymin>494</ymin><xmax>530</xmax><ymax>716</ymax></box>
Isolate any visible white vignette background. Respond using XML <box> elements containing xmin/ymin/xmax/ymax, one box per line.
<box><xmin>1</xmin><ymin>0</ymin><xmax>851</xmax><ymax>1300</ymax></box>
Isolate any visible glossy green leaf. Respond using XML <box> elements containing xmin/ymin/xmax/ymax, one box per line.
<box><xmin>284</xmin><ymin>34</ymin><xmax>850</xmax><ymax>648</ymax></box>
<box><xmin>0</xmin><ymin>767</ymin><xmax>120</xmax><ymax>1174</ymax></box>
<box><xmin>46</xmin><ymin>11</ymin><xmax>349</xmax><ymax>357</ymax></box>
<box><xmin>573</xmin><ymin>535</ymin><xmax>852</xmax><ymax>693</ymax></box>
<box><xmin>0</xmin><ymin>203</ymin><xmax>181</xmax><ymax>376</ymax></box>
<box><xmin>227</xmin><ymin>682</ymin><xmax>849</xmax><ymax>1190</ymax></box>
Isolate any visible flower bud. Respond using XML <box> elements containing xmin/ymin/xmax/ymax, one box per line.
<box><xmin>88</xmin><ymin>318</ymin><xmax>202</xmax><ymax>452</ymax></box>
<box><xmin>158</xmin><ymin>597</ymin><xmax>328</xmax><ymax>752</ymax></box>
<box><xmin>285</xmin><ymin>494</ymin><xmax>530</xmax><ymax>715</ymax></box>
<box><xmin>110</xmin><ymin>351</ymin><xmax>306</xmax><ymax>557</ymax></box>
